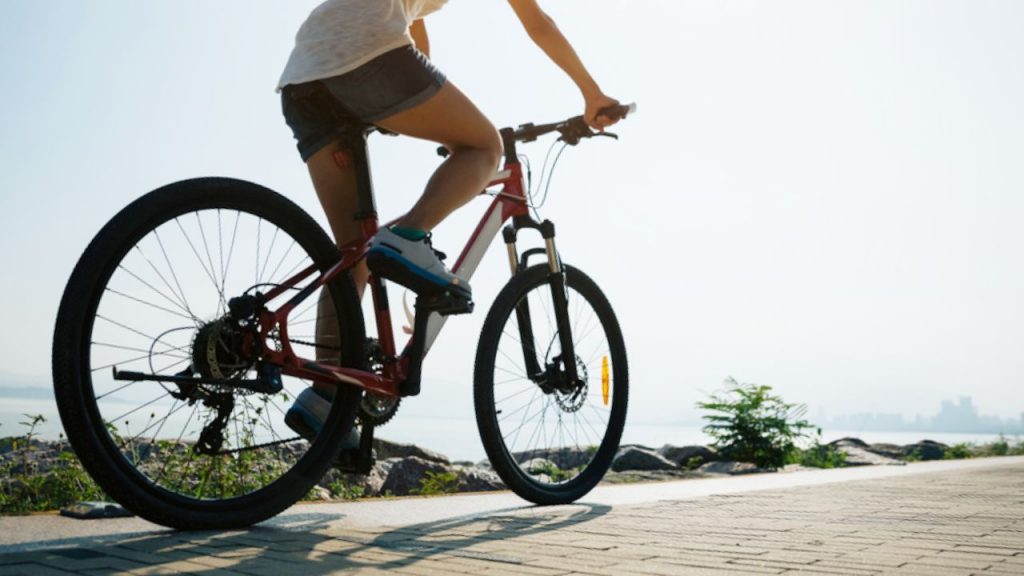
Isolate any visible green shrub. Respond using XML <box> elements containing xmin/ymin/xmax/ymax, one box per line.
<box><xmin>411</xmin><ymin>471</ymin><xmax>462</xmax><ymax>496</ymax></box>
<box><xmin>1</xmin><ymin>415</ymin><xmax>107</xmax><ymax>515</ymax></box>
<box><xmin>328</xmin><ymin>480</ymin><xmax>365</xmax><ymax>500</ymax></box>
<box><xmin>698</xmin><ymin>378</ymin><xmax>813</xmax><ymax>470</ymax></box>
<box><xmin>795</xmin><ymin>432</ymin><xmax>847</xmax><ymax>469</ymax></box>
<box><xmin>943</xmin><ymin>443</ymin><xmax>973</xmax><ymax>460</ymax></box>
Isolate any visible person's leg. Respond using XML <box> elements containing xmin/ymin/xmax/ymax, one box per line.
<box><xmin>305</xmin><ymin>140</ymin><xmax>367</xmax><ymax>376</ymax></box>
<box><xmin>374</xmin><ymin>81</ymin><xmax>503</xmax><ymax>232</ymax></box>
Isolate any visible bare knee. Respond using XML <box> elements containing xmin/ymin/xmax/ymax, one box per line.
<box><xmin>449</xmin><ymin>129</ymin><xmax>503</xmax><ymax>172</ymax></box>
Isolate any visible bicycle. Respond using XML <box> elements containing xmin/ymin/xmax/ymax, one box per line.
<box><xmin>52</xmin><ymin>103</ymin><xmax>635</xmax><ymax>529</ymax></box>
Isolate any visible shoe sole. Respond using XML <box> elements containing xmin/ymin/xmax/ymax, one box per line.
<box><xmin>367</xmin><ymin>248</ymin><xmax>471</xmax><ymax>300</ymax></box>
<box><xmin>285</xmin><ymin>409</ymin><xmax>318</xmax><ymax>441</ymax></box>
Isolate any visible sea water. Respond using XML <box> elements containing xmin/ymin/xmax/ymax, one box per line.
<box><xmin>2</xmin><ymin>396</ymin><xmax>1014</xmax><ymax>463</ymax></box>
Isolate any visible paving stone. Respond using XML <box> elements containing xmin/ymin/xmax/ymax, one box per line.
<box><xmin>3</xmin><ymin>460</ymin><xmax>1024</xmax><ymax>576</ymax></box>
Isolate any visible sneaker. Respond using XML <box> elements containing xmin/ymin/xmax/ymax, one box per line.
<box><xmin>285</xmin><ymin>387</ymin><xmax>359</xmax><ymax>448</ymax></box>
<box><xmin>366</xmin><ymin>227</ymin><xmax>471</xmax><ymax>298</ymax></box>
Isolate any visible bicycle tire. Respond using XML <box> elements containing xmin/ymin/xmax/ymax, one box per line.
<box><xmin>52</xmin><ymin>177</ymin><xmax>365</xmax><ymax>529</ymax></box>
<box><xmin>474</xmin><ymin>264</ymin><xmax>628</xmax><ymax>505</ymax></box>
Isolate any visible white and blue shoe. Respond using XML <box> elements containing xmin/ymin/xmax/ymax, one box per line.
<box><xmin>285</xmin><ymin>387</ymin><xmax>359</xmax><ymax>449</ymax></box>
<box><xmin>366</xmin><ymin>227</ymin><xmax>471</xmax><ymax>299</ymax></box>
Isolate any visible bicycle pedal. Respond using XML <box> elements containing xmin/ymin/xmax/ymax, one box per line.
<box><xmin>419</xmin><ymin>292</ymin><xmax>474</xmax><ymax>316</ymax></box>
<box><xmin>334</xmin><ymin>446</ymin><xmax>376</xmax><ymax>474</ymax></box>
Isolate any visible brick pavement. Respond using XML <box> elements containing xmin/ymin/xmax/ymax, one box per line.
<box><xmin>1</xmin><ymin>461</ymin><xmax>1022</xmax><ymax>575</ymax></box>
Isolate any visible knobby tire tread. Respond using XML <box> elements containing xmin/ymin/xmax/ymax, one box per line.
<box><xmin>474</xmin><ymin>264</ymin><xmax>629</xmax><ymax>505</ymax></box>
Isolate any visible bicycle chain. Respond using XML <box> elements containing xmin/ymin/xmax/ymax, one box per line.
<box><xmin>288</xmin><ymin>338</ymin><xmax>340</xmax><ymax>351</ymax></box>
<box><xmin>211</xmin><ymin>435</ymin><xmax>303</xmax><ymax>456</ymax></box>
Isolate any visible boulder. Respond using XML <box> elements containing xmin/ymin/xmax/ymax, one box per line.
<box><xmin>521</xmin><ymin>458</ymin><xmax>559</xmax><ymax>474</ymax></box>
<box><xmin>657</xmin><ymin>445</ymin><xmax>718</xmax><ymax>467</ymax></box>
<box><xmin>380</xmin><ymin>456</ymin><xmax>451</xmax><ymax>496</ymax></box>
<box><xmin>827</xmin><ymin>437</ymin><xmax>870</xmax><ymax>449</ymax></box>
<box><xmin>319</xmin><ymin>464</ymin><xmax>387</xmax><ymax>497</ymax></box>
<box><xmin>611</xmin><ymin>446</ymin><xmax>677</xmax><ymax>472</ymax></box>
<box><xmin>513</xmin><ymin>447</ymin><xmax>593</xmax><ymax>470</ymax></box>
<box><xmin>902</xmin><ymin>440</ymin><xmax>948</xmax><ymax>461</ymax></box>
<box><xmin>374</xmin><ymin>438</ymin><xmax>450</xmax><ymax>465</ymax></box>
<box><xmin>457</xmin><ymin>467</ymin><xmax>505</xmax><ymax>492</ymax></box>
<box><xmin>309</xmin><ymin>485</ymin><xmax>332</xmax><ymax>501</ymax></box>
<box><xmin>833</xmin><ymin>445</ymin><xmax>905</xmax><ymax>467</ymax></box>
<box><xmin>864</xmin><ymin>443</ymin><xmax>904</xmax><ymax>460</ymax></box>
<box><xmin>697</xmin><ymin>461</ymin><xmax>762</xmax><ymax>475</ymax></box>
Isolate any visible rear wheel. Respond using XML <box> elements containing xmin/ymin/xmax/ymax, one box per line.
<box><xmin>52</xmin><ymin>178</ymin><xmax>365</xmax><ymax>529</ymax></box>
<box><xmin>474</xmin><ymin>264</ymin><xmax>628</xmax><ymax>504</ymax></box>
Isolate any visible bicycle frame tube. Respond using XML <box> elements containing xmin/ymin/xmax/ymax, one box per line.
<box><xmin>414</xmin><ymin>167</ymin><xmax>531</xmax><ymax>356</ymax></box>
<box><xmin>259</xmin><ymin>151</ymin><xmax>531</xmax><ymax>399</ymax></box>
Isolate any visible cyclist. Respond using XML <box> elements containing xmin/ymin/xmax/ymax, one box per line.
<box><xmin>278</xmin><ymin>0</ymin><xmax>621</xmax><ymax>440</ymax></box>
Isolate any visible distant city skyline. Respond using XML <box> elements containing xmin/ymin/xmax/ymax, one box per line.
<box><xmin>822</xmin><ymin>396</ymin><xmax>1024</xmax><ymax>435</ymax></box>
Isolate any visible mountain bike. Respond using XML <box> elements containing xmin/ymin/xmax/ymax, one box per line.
<box><xmin>51</xmin><ymin>103</ymin><xmax>635</xmax><ymax>529</ymax></box>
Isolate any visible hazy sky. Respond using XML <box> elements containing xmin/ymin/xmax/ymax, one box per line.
<box><xmin>1</xmin><ymin>0</ymin><xmax>1022</xmax><ymax>432</ymax></box>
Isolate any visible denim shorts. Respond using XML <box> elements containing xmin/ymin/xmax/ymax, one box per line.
<box><xmin>281</xmin><ymin>45</ymin><xmax>447</xmax><ymax>161</ymax></box>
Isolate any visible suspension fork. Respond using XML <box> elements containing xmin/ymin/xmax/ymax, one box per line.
<box><xmin>504</xmin><ymin>217</ymin><xmax>580</xmax><ymax>384</ymax></box>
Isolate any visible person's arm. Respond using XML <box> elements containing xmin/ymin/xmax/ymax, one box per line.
<box><xmin>507</xmin><ymin>0</ymin><xmax>619</xmax><ymax>129</ymax></box>
<box><xmin>410</xmin><ymin>19</ymin><xmax>430</xmax><ymax>58</ymax></box>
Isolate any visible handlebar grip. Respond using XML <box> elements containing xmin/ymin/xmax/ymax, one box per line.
<box><xmin>597</xmin><ymin>103</ymin><xmax>637</xmax><ymax>122</ymax></box>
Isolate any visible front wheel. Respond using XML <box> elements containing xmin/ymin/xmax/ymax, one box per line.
<box><xmin>474</xmin><ymin>264</ymin><xmax>628</xmax><ymax>505</ymax></box>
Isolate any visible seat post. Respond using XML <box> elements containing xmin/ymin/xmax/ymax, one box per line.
<box><xmin>349</xmin><ymin>130</ymin><xmax>378</xmax><ymax>222</ymax></box>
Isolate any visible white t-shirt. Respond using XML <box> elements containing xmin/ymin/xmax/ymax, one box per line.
<box><xmin>278</xmin><ymin>0</ymin><xmax>448</xmax><ymax>90</ymax></box>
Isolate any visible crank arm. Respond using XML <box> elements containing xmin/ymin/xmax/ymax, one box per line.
<box><xmin>111</xmin><ymin>365</ymin><xmax>283</xmax><ymax>394</ymax></box>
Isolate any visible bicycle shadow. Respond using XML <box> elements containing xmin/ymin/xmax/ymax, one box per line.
<box><xmin>8</xmin><ymin>501</ymin><xmax>612</xmax><ymax>574</ymax></box>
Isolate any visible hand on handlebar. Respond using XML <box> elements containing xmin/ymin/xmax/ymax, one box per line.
<box><xmin>585</xmin><ymin>93</ymin><xmax>622</xmax><ymax>131</ymax></box>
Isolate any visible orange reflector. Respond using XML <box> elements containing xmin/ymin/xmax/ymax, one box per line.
<box><xmin>601</xmin><ymin>356</ymin><xmax>610</xmax><ymax>405</ymax></box>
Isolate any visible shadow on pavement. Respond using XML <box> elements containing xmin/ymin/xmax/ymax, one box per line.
<box><xmin>0</xmin><ymin>502</ymin><xmax>611</xmax><ymax>573</ymax></box>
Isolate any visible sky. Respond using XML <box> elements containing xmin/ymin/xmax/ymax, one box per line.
<box><xmin>1</xmin><ymin>0</ymin><xmax>1023</xmax><ymax>440</ymax></box>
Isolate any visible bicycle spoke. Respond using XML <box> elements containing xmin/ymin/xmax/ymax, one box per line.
<box><xmin>115</xmin><ymin>264</ymin><xmax>197</xmax><ymax>321</ymax></box>
<box><xmin>194</xmin><ymin>211</ymin><xmax>226</xmax><ymax>316</ymax></box>
<box><xmin>258</xmin><ymin>227</ymin><xmax>281</xmax><ymax>283</ymax></box>
<box><xmin>153</xmin><ymin>229</ymin><xmax>199</xmax><ymax>323</ymax></box>
<box><xmin>131</xmin><ymin>244</ymin><xmax>200</xmax><ymax>324</ymax></box>
<box><xmin>175</xmin><ymin>216</ymin><xmax>227</xmax><ymax>314</ymax></box>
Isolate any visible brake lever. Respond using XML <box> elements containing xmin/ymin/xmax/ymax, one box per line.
<box><xmin>596</xmin><ymin>132</ymin><xmax>619</xmax><ymax>140</ymax></box>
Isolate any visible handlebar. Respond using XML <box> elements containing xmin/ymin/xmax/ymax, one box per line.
<box><xmin>434</xmin><ymin>102</ymin><xmax>636</xmax><ymax>159</ymax></box>
<box><xmin>512</xmin><ymin>102</ymin><xmax>637</xmax><ymax>145</ymax></box>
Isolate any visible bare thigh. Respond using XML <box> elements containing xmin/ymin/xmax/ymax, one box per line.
<box><xmin>375</xmin><ymin>81</ymin><xmax>502</xmax><ymax>154</ymax></box>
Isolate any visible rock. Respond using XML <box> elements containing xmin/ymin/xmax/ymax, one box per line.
<box><xmin>611</xmin><ymin>446</ymin><xmax>677</xmax><ymax>472</ymax></box>
<box><xmin>521</xmin><ymin>458</ymin><xmax>559</xmax><ymax>474</ymax></box>
<box><xmin>457</xmin><ymin>467</ymin><xmax>505</xmax><ymax>492</ymax></box>
<box><xmin>827</xmin><ymin>437</ymin><xmax>870</xmax><ymax>449</ymax></box>
<box><xmin>513</xmin><ymin>447</ymin><xmax>593</xmax><ymax>470</ymax></box>
<box><xmin>657</xmin><ymin>445</ymin><xmax>718</xmax><ymax>467</ymax></box>
<box><xmin>380</xmin><ymin>456</ymin><xmax>451</xmax><ymax>496</ymax></box>
<box><xmin>823</xmin><ymin>438</ymin><xmax>903</xmax><ymax>467</ymax></box>
<box><xmin>309</xmin><ymin>486</ymin><xmax>332</xmax><ymax>501</ymax></box>
<box><xmin>374</xmin><ymin>438</ymin><xmax>450</xmax><ymax>465</ymax></box>
<box><xmin>319</xmin><ymin>464</ymin><xmax>387</xmax><ymax>497</ymax></box>
<box><xmin>602</xmin><ymin>469</ymin><xmax>696</xmax><ymax>484</ymax></box>
<box><xmin>902</xmin><ymin>440</ymin><xmax>948</xmax><ymax>461</ymax></box>
<box><xmin>697</xmin><ymin>461</ymin><xmax>763</xmax><ymax>475</ymax></box>
<box><xmin>475</xmin><ymin>459</ymin><xmax>492</xmax><ymax>470</ymax></box>
<box><xmin>834</xmin><ymin>445</ymin><xmax>905</xmax><ymax>467</ymax></box>
<box><xmin>864</xmin><ymin>443</ymin><xmax>903</xmax><ymax>460</ymax></box>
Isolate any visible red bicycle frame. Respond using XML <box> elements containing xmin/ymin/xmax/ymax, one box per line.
<box><xmin>254</xmin><ymin>155</ymin><xmax>532</xmax><ymax>399</ymax></box>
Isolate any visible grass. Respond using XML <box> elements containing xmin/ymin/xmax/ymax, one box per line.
<box><xmin>410</xmin><ymin>470</ymin><xmax>462</xmax><ymax>496</ymax></box>
<box><xmin>0</xmin><ymin>415</ymin><xmax>106</xmax><ymax>514</ymax></box>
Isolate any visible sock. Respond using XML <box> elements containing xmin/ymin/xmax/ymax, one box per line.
<box><xmin>390</xmin><ymin>226</ymin><xmax>428</xmax><ymax>241</ymax></box>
